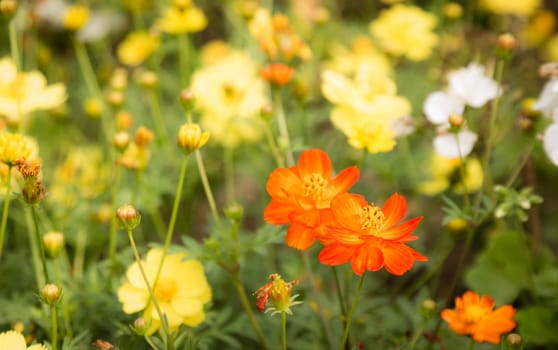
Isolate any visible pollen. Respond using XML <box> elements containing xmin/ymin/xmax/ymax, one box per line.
<box><xmin>360</xmin><ymin>204</ymin><xmax>385</xmax><ymax>231</ymax></box>
<box><xmin>464</xmin><ymin>304</ymin><xmax>487</xmax><ymax>324</ymax></box>
<box><xmin>303</xmin><ymin>173</ymin><xmax>327</xmax><ymax>199</ymax></box>
<box><xmin>154</xmin><ymin>277</ymin><xmax>177</xmax><ymax>301</ymax></box>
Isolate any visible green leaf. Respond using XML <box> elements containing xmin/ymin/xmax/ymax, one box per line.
<box><xmin>465</xmin><ymin>231</ymin><xmax>532</xmax><ymax>304</ymax></box>
<box><xmin>516</xmin><ymin>306</ymin><xmax>558</xmax><ymax>346</ymax></box>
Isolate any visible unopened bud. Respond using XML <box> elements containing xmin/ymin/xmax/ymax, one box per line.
<box><xmin>0</xmin><ymin>0</ymin><xmax>17</xmax><ymax>17</ymax></box>
<box><xmin>113</xmin><ymin>132</ymin><xmax>130</xmax><ymax>152</ymax></box>
<box><xmin>43</xmin><ymin>231</ymin><xmax>64</xmax><ymax>258</ymax></box>
<box><xmin>442</xmin><ymin>2</ymin><xmax>463</xmax><ymax>19</ymax></box>
<box><xmin>315</xmin><ymin>7</ymin><xmax>331</xmax><ymax>24</ymax></box>
<box><xmin>116</xmin><ymin>204</ymin><xmax>141</xmax><ymax>231</ymax></box>
<box><xmin>133</xmin><ymin>317</ymin><xmax>149</xmax><ymax>335</ymax></box>
<box><xmin>518</xmin><ymin>117</ymin><xmax>533</xmax><ymax>131</ymax></box>
<box><xmin>41</xmin><ymin>284</ymin><xmax>62</xmax><ymax>305</ymax></box>
<box><xmin>134</xmin><ymin>126</ymin><xmax>154</xmax><ymax>147</ymax></box>
<box><xmin>179</xmin><ymin>90</ymin><xmax>195</xmax><ymax>111</ymax></box>
<box><xmin>505</xmin><ymin>333</ymin><xmax>522</xmax><ymax>349</ymax></box>
<box><xmin>136</xmin><ymin>70</ymin><xmax>157</xmax><ymax>89</ymax></box>
<box><xmin>496</xmin><ymin>33</ymin><xmax>516</xmax><ymax>59</ymax></box>
<box><xmin>260</xmin><ymin>105</ymin><xmax>273</xmax><ymax>122</ymax></box>
<box><xmin>420</xmin><ymin>299</ymin><xmax>437</xmax><ymax>320</ymax></box>
<box><xmin>93</xmin><ymin>340</ymin><xmax>116</xmax><ymax>350</ymax></box>
<box><xmin>110</xmin><ymin>68</ymin><xmax>128</xmax><ymax>90</ymax></box>
<box><xmin>177</xmin><ymin>123</ymin><xmax>209</xmax><ymax>154</ymax></box>
<box><xmin>448</xmin><ymin>114</ymin><xmax>464</xmax><ymax>128</ymax></box>
<box><xmin>116</xmin><ymin>110</ymin><xmax>133</xmax><ymax>131</ymax></box>
<box><xmin>224</xmin><ymin>202</ymin><xmax>244</xmax><ymax>222</ymax></box>
<box><xmin>106</xmin><ymin>90</ymin><xmax>125</xmax><ymax>108</ymax></box>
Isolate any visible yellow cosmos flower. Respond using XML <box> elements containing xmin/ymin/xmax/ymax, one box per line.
<box><xmin>0</xmin><ymin>132</ymin><xmax>38</xmax><ymax>166</ymax></box>
<box><xmin>118</xmin><ymin>248</ymin><xmax>212</xmax><ymax>335</ymax></box>
<box><xmin>62</xmin><ymin>4</ymin><xmax>90</xmax><ymax>31</ymax></box>
<box><xmin>117</xmin><ymin>31</ymin><xmax>160</xmax><ymax>67</ymax></box>
<box><xmin>479</xmin><ymin>0</ymin><xmax>541</xmax><ymax>16</ymax></box>
<box><xmin>324</xmin><ymin>37</ymin><xmax>391</xmax><ymax>78</ymax></box>
<box><xmin>0</xmin><ymin>331</ymin><xmax>46</xmax><ymax>350</ymax></box>
<box><xmin>417</xmin><ymin>155</ymin><xmax>483</xmax><ymax>195</ymax></box>
<box><xmin>156</xmin><ymin>6</ymin><xmax>207</xmax><ymax>34</ymax></box>
<box><xmin>0</xmin><ymin>57</ymin><xmax>67</xmax><ymax>126</ymax></box>
<box><xmin>523</xmin><ymin>10</ymin><xmax>556</xmax><ymax>48</ymax></box>
<box><xmin>370</xmin><ymin>4</ymin><xmax>438</xmax><ymax>61</ymax></box>
<box><xmin>191</xmin><ymin>50</ymin><xmax>268</xmax><ymax>148</ymax></box>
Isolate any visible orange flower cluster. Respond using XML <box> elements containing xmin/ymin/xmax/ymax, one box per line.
<box><xmin>441</xmin><ymin>290</ymin><xmax>516</xmax><ymax>344</ymax></box>
<box><xmin>264</xmin><ymin>149</ymin><xmax>427</xmax><ymax>276</ymax></box>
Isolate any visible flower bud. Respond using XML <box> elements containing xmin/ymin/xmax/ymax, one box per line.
<box><xmin>314</xmin><ymin>7</ymin><xmax>331</xmax><ymax>25</ymax></box>
<box><xmin>224</xmin><ymin>202</ymin><xmax>244</xmax><ymax>222</ymax></box>
<box><xmin>134</xmin><ymin>126</ymin><xmax>154</xmax><ymax>147</ymax></box>
<box><xmin>93</xmin><ymin>339</ymin><xmax>116</xmax><ymax>350</ymax></box>
<box><xmin>448</xmin><ymin>114</ymin><xmax>464</xmax><ymax>128</ymax></box>
<box><xmin>504</xmin><ymin>333</ymin><xmax>522</xmax><ymax>349</ymax></box>
<box><xmin>177</xmin><ymin>123</ymin><xmax>209</xmax><ymax>154</ymax></box>
<box><xmin>113</xmin><ymin>132</ymin><xmax>130</xmax><ymax>152</ymax></box>
<box><xmin>442</xmin><ymin>2</ymin><xmax>463</xmax><ymax>20</ymax></box>
<box><xmin>132</xmin><ymin>317</ymin><xmax>149</xmax><ymax>336</ymax></box>
<box><xmin>260</xmin><ymin>105</ymin><xmax>273</xmax><ymax>122</ymax></box>
<box><xmin>116</xmin><ymin>204</ymin><xmax>141</xmax><ymax>231</ymax></box>
<box><xmin>179</xmin><ymin>89</ymin><xmax>195</xmax><ymax>112</ymax></box>
<box><xmin>106</xmin><ymin>90</ymin><xmax>125</xmax><ymax>108</ymax></box>
<box><xmin>43</xmin><ymin>231</ymin><xmax>64</xmax><ymax>258</ymax></box>
<box><xmin>83</xmin><ymin>97</ymin><xmax>103</xmax><ymax>118</ymax></box>
<box><xmin>136</xmin><ymin>70</ymin><xmax>157</xmax><ymax>89</ymax></box>
<box><xmin>420</xmin><ymin>299</ymin><xmax>437</xmax><ymax>320</ymax></box>
<box><xmin>41</xmin><ymin>284</ymin><xmax>62</xmax><ymax>306</ymax></box>
<box><xmin>255</xmin><ymin>274</ymin><xmax>302</xmax><ymax>315</ymax></box>
<box><xmin>116</xmin><ymin>110</ymin><xmax>133</xmax><ymax>131</ymax></box>
<box><xmin>0</xmin><ymin>0</ymin><xmax>17</xmax><ymax>17</ymax></box>
<box><xmin>110</xmin><ymin>68</ymin><xmax>128</xmax><ymax>90</ymax></box>
<box><xmin>496</xmin><ymin>33</ymin><xmax>516</xmax><ymax>59</ymax></box>
<box><xmin>62</xmin><ymin>5</ymin><xmax>89</xmax><ymax>31</ymax></box>
<box><xmin>260</xmin><ymin>63</ymin><xmax>295</xmax><ymax>87</ymax></box>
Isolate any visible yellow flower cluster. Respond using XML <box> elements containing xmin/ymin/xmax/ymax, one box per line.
<box><xmin>118</xmin><ymin>248</ymin><xmax>212</xmax><ymax>335</ymax></box>
<box><xmin>370</xmin><ymin>4</ymin><xmax>438</xmax><ymax>61</ymax></box>
<box><xmin>417</xmin><ymin>155</ymin><xmax>483</xmax><ymax>195</ymax></box>
<box><xmin>479</xmin><ymin>0</ymin><xmax>541</xmax><ymax>16</ymax></box>
<box><xmin>191</xmin><ymin>44</ymin><xmax>268</xmax><ymax>148</ymax></box>
<box><xmin>0</xmin><ymin>57</ymin><xmax>67</xmax><ymax>126</ymax></box>
<box><xmin>321</xmin><ymin>38</ymin><xmax>411</xmax><ymax>154</ymax></box>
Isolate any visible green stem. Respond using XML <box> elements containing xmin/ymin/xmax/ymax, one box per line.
<box><xmin>466</xmin><ymin>338</ymin><xmax>476</xmax><ymax>350</ymax></box>
<box><xmin>231</xmin><ymin>273</ymin><xmax>270</xmax><ymax>350</ymax></box>
<box><xmin>281</xmin><ymin>311</ymin><xmax>287</xmax><ymax>350</ymax></box>
<box><xmin>54</xmin><ymin>258</ymin><xmax>73</xmax><ymax>339</ymax></box>
<box><xmin>194</xmin><ymin>149</ymin><xmax>221</xmax><ymax>226</ymax></box>
<box><xmin>25</xmin><ymin>209</ymin><xmax>44</xmax><ymax>289</ymax></box>
<box><xmin>154</xmin><ymin>153</ymin><xmax>189</xmax><ymax>285</ymax></box>
<box><xmin>126</xmin><ymin>229</ymin><xmax>170</xmax><ymax>341</ymax></box>
<box><xmin>178</xmin><ymin>34</ymin><xmax>191</xmax><ymax>87</ymax></box>
<box><xmin>331</xmin><ymin>266</ymin><xmax>347</xmax><ymax>321</ymax></box>
<box><xmin>149</xmin><ymin>89</ymin><xmax>169</xmax><ymax>145</ymax></box>
<box><xmin>263</xmin><ymin>120</ymin><xmax>285</xmax><ymax>168</ymax></box>
<box><xmin>107</xmin><ymin>164</ymin><xmax>123</xmax><ymax>287</ymax></box>
<box><xmin>505</xmin><ymin>140</ymin><xmax>536</xmax><ymax>188</ymax></box>
<box><xmin>145</xmin><ymin>336</ymin><xmax>160</xmax><ymax>350</ymax></box>
<box><xmin>150</xmin><ymin>209</ymin><xmax>167</xmax><ymax>241</ymax></box>
<box><xmin>0</xmin><ymin>166</ymin><xmax>13</xmax><ymax>258</ymax></box>
<box><xmin>224</xmin><ymin>147</ymin><xmax>235</xmax><ymax>204</ymax></box>
<box><xmin>273</xmin><ymin>89</ymin><xmax>295</xmax><ymax>166</ymax></box>
<box><xmin>340</xmin><ymin>273</ymin><xmax>366</xmax><ymax>350</ymax></box>
<box><xmin>9</xmin><ymin>19</ymin><xmax>20</xmax><ymax>70</ymax></box>
<box><xmin>408</xmin><ymin>322</ymin><xmax>425</xmax><ymax>350</ymax></box>
<box><xmin>32</xmin><ymin>206</ymin><xmax>50</xmax><ymax>282</ymax></box>
<box><xmin>73</xmin><ymin>230</ymin><xmax>86</xmax><ymax>281</ymax></box>
<box><xmin>51</xmin><ymin>305</ymin><xmax>58</xmax><ymax>350</ymax></box>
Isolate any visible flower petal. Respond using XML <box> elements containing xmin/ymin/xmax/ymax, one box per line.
<box><xmin>297</xmin><ymin>149</ymin><xmax>332</xmax><ymax>179</ymax></box>
<box><xmin>433</xmin><ymin>130</ymin><xmax>477</xmax><ymax>159</ymax></box>
<box><xmin>286</xmin><ymin>222</ymin><xmax>316</xmax><ymax>250</ymax></box>
<box><xmin>423</xmin><ymin>91</ymin><xmax>465</xmax><ymax>125</ymax></box>
<box><xmin>330</xmin><ymin>192</ymin><xmax>367</xmax><ymax>232</ymax></box>
<box><xmin>117</xmin><ymin>283</ymin><xmax>149</xmax><ymax>314</ymax></box>
<box><xmin>171</xmin><ymin>297</ymin><xmax>203</xmax><ymax>317</ymax></box>
<box><xmin>379</xmin><ymin>217</ymin><xmax>423</xmax><ymax>241</ymax></box>
<box><xmin>381</xmin><ymin>193</ymin><xmax>407</xmax><ymax>228</ymax></box>
<box><xmin>380</xmin><ymin>242</ymin><xmax>421</xmax><ymax>276</ymax></box>
<box><xmin>351</xmin><ymin>243</ymin><xmax>384</xmax><ymax>275</ymax></box>
<box><xmin>318</xmin><ymin>243</ymin><xmax>354</xmax><ymax>266</ymax></box>
<box><xmin>266</xmin><ymin>168</ymin><xmax>302</xmax><ymax>198</ymax></box>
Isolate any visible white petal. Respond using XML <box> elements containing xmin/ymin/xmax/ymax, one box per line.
<box><xmin>534</xmin><ymin>79</ymin><xmax>558</xmax><ymax>119</ymax></box>
<box><xmin>423</xmin><ymin>91</ymin><xmax>465</xmax><ymax>125</ymax></box>
<box><xmin>543</xmin><ymin>123</ymin><xmax>558</xmax><ymax>166</ymax></box>
<box><xmin>433</xmin><ymin>130</ymin><xmax>477</xmax><ymax>158</ymax></box>
<box><xmin>448</xmin><ymin>63</ymin><xmax>498</xmax><ymax>108</ymax></box>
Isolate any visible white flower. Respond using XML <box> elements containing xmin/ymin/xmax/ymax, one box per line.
<box><xmin>433</xmin><ymin>130</ymin><xmax>478</xmax><ymax>158</ymax></box>
<box><xmin>423</xmin><ymin>91</ymin><xmax>465</xmax><ymax>125</ymax></box>
<box><xmin>533</xmin><ymin>78</ymin><xmax>558</xmax><ymax>121</ymax></box>
<box><xmin>447</xmin><ymin>63</ymin><xmax>498</xmax><ymax>108</ymax></box>
<box><xmin>543</xmin><ymin>123</ymin><xmax>558</xmax><ymax>166</ymax></box>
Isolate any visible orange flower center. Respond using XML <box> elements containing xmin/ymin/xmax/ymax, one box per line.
<box><xmin>154</xmin><ymin>277</ymin><xmax>177</xmax><ymax>301</ymax></box>
<box><xmin>463</xmin><ymin>304</ymin><xmax>488</xmax><ymax>324</ymax></box>
<box><xmin>360</xmin><ymin>204</ymin><xmax>385</xmax><ymax>231</ymax></box>
<box><xmin>303</xmin><ymin>173</ymin><xmax>327</xmax><ymax>200</ymax></box>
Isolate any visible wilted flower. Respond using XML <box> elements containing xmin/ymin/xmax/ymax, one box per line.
<box><xmin>0</xmin><ymin>57</ymin><xmax>67</xmax><ymax>125</ymax></box>
<box><xmin>117</xmin><ymin>248</ymin><xmax>212</xmax><ymax>335</ymax></box>
<box><xmin>117</xmin><ymin>31</ymin><xmax>160</xmax><ymax>67</ymax></box>
<box><xmin>370</xmin><ymin>4</ymin><xmax>438</xmax><ymax>61</ymax></box>
<box><xmin>254</xmin><ymin>274</ymin><xmax>301</xmax><ymax>315</ymax></box>
<box><xmin>441</xmin><ymin>290</ymin><xmax>516</xmax><ymax>344</ymax></box>
<box><xmin>0</xmin><ymin>331</ymin><xmax>46</xmax><ymax>350</ymax></box>
<box><xmin>264</xmin><ymin>149</ymin><xmax>359</xmax><ymax>250</ymax></box>
<box><xmin>319</xmin><ymin>192</ymin><xmax>427</xmax><ymax>276</ymax></box>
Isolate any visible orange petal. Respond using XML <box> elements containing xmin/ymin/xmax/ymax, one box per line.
<box><xmin>266</xmin><ymin>168</ymin><xmax>302</xmax><ymax>198</ymax></box>
<box><xmin>382</xmin><ymin>193</ymin><xmax>407</xmax><ymax>228</ymax></box>
<box><xmin>264</xmin><ymin>198</ymin><xmax>298</xmax><ymax>224</ymax></box>
<box><xmin>474</xmin><ymin>305</ymin><xmax>516</xmax><ymax>344</ymax></box>
<box><xmin>379</xmin><ymin>217</ymin><xmax>423</xmax><ymax>241</ymax></box>
<box><xmin>328</xmin><ymin>166</ymin><xmax>360</xmax><ymax>194</ymax></box>
<box><xmin>380</xmin><ymin>242</ymin><xmax>416</xmax><ymax>276</ymax></box>
<box><xmin>286</xmin><ymin>223</ymin><xmax>316</xmax><ymax>250</ymax></box>
<box><xmin>318</xmin><ymin>243</ymin><xmax>354</xmax><ymax>266</ymax></box>
<box><xmin>351</xmin><ymin>243</ymin><xmax>383</xmax><ymax>275</ymax></box>
<box><xmin>297</xmin><ymin>149</ymin><xmax>332</xmax><ymax>179</ymax></box>
<box><xmin>331</xmin><ymin>192</ymin><xmax>366</xmax><ymax>232</ymax></box>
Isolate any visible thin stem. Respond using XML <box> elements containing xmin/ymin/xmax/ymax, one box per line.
<box><xmin>32</xmin><ymin>206</ymin><xmax>50</xmax><ymax>283</ymax></box>
<box><xmin>9</xmin><ymin>19</ymin><xmax>20</xmax><ymax>70</ymax></box>
<box><xmin>273</xmin><ymin>89</ymin><xmax>295</xmax><ymax>166</ymax></box>
<box><xmin>107</xmin><ymin>164</ymin><xmax>123</xmax><ymax>288</ymax></box>
<box><xmin>408</xmin><ymin>322</ymin><xmax>425</xmax><ymax>350</ymax></box>
<box><xmin>53</xmin><ymin>258</ymin><xmax>73</xmax><ymax>339</ymax></box>
<box><xmin>0</xmin><ymin>166</ymin><xmax>13</xmax><ymax>258</ymax></box>
<box><xmin>51</xmin><ymin>305</ymin><xmax>58</xmax><ymax>350</ymax></box>
<box><xmin>145</xmin><ymin>336</ymin><xmax>160</xmax><ymax>350</ymax></box>
<box><xmin>194</xmin><ymin>149</ymin><xmax>221</xmax><ymax>226</ymax></box>
<box><xmin>224</xmin><ymin>147</ymin><xmax>235</xmax><ymax>204</ymax></box>
<box><xmin>149</xmin><ymin>89</ymin><xmax>169</xmax><ymax>145</ymax></box>
<box><xmin>126</xmin><ymin>229</ymin><xmax>170</xmax><ymax>339</ymax></box>
<box><xmin>340</xmin><ymin>273</ymin><xmax>366</xmax><ymax>350</ymax></box>
<box><xmin>331</xmin><ymin>266</ymin><xmax>347</xmax><ymax>321</ymax></box>
<box><xmin>73</xmin><ymin>230</ymin><xmax>86</xmax><ymax>281</ymax></box>
<box><xmin>466</xmin><ymin>338</ymin><xmax>476</xmax><ymax>350</ymax></box>
<box><xmin>231</xmin><ymin>273</ymin><xmax>270</xmax><ymax>350</ymax></box>
<box><xmin>263</xmin><ymin>120</ymin><xmax>285</xmax><ymax>168</ymax></box>
<box><xmin>25</xmin><ymin>209</ymin><xmax>44</xmax><ymax>289</ymax></box>
<box><xmin>281</xmin><ymin>311</ymin><xmax>287</xmax><ymax>350</ymax></box>
<box><xmin>154</xmin><ymin>153</ymin><xmax>189</xmax><ymax>285</ymax></box>
<box><xmin>505</xmin><ymin>140</ymin><xmax>536</xmax><ymax>188</ymax></box>
<box><xmin>178</xmin><ymin>34</ymin><xmax>191</xmax><ymax>87</ymax></box>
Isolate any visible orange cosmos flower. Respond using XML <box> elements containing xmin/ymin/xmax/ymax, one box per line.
<box><xmin>441</xmin><ymin>290</ymin><xmax>516</xmax><ymax>344</ymax></box>
<box><xmin>318</xmin><ymin>192</ymin><xmax>427</xmax><ymax>276</ymax></box>
<box><xmin>260</xmin><ymin>63</ymin><xmax>295</xmax><ymax>86</ymax></box>
<box><xmin>264</xmin><ymin>149</ymin><xmax>359</xmax><ymax>250</ymax></box>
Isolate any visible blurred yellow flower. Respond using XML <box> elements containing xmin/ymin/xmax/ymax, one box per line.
<box><xmin>155</xmin><ymin>6</ymin><xmax>207</xmax><ymax>34</ymax></box>
<box><xmin>370</xmin><ymin>4</ymin><xmax>438</xmax><ymax>61</ymax></box>
<box><xmin>0</xmin><ymin>57</ymin><xmax>67</xmax><ymax>126</ymax></box>
<box><xmin>479</xmin><ymin>0</ymin><xmax>541</xmax><ymax>16</ymax></box>
<box><xmin>199</xmin><ymin>40</ymin><xmax>231</xmax><ymax>65</ymax></box>
<box><xmin>0</xmin><ymin>132</ymin><xmax>38</xmax><ymax>166</ymax></box>
<box><xmin>321</xmin><ymin>69</ymin><xmax>411</xmax><ymax>153</ymax></box>
<box><xmin>62</xmin><ymin>4</ymin><xmax>90</xmax><ymax>30</ymax></box>
<box><xmin>117</xmin><ymin>31</ymin><xmax>160</xmax><ymax>66</ymax></box>
<box><xmin>191</xmin><ymin>49</ymin><xmax>268</xmax><ymax>148</ymax></box>
<box><xmin>0</xmin><ymin>330</ymin><xmax>46</xmax><ymax>350</ymax></box>
<box><xmin>117</xmin><ymin>248</ymin><xmax>212</xmax><ymax>335</ymax></box>
<box><xmin>324</xmin><ymin>37</ymin><xmax>391</xmax><ymax>78</ymax></box>
<box><xmin>523</xmin><ymin>10</ymin><xmax>555</xmax><ymax>48</ymax></box>
<box><xmin>417</xmin><ymin>155</ymin><xmax>483</xmax><ymax>195</ymax></box>
<box><xmin>544</xmin><ymin>35</ymin><xmax>558</xmax><ymax>61</ymax></box>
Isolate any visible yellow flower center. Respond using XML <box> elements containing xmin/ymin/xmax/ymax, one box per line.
<box><xmin>223</xmin><ymin>84</ymin><xmax>241</xmax><ymax>102</ymax></box>
<box><xmin>154</xmin><ymin>277</ymin><xmax>177</xmax><ymax>301</ymax></box>
<box><xmin>464</xmin><ymin>304</ymin><xmax>487</xmax><ymax>324</ymax></box>
<box><xmin>360</xmin><ymin>204</ymin><xmax>385</xmax><ymax>231</ymax></box>
<box><xmin>303</xmin><ymin>173</ymin><xmax>327</xmax><ymax>200</ymax></box>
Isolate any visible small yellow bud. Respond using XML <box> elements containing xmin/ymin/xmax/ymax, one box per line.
<box><xmin>106</xmin><ymin>90</ymin><xmax>125</xmax><ymax>108</ymax></box>
<box><xmin>134</xmin><ymin>126</ymin><xmax>154</xmax><ymax>147</ymax></box>
<box><xmin>224</xmin><ymin>202</ymin><xmax>244</xmax><ymax>222</ymax></box>
<box><xmin>177</xmin><ymin>123</ymin><xmax>210</xmax><ymax>154</ymax></box>
<box><xmin>62</xmin><ymin>5</ymin><xmax>90</xmax><ymax>31</ymax></box>
<box><xmin>136</xmin><ymin>70</ymin><xmax>157</xmax><ymax>89</ymax></box>
<box><xmin>260</xmin><ymin>105</ymin><xmax>273</xmax><ymax>122</ymax></box>
<box><xmin>43</xmin><ymin>231</ymin><xmax>64</xmax><ymax>258</ymax></box>
<box><xmin>448</xmin><ymin>114</ymin><xmax>464</xmax><ymax>128</ymax></box>
<box><xmin>498</xmin><ymin>33</ymin><xmax>517</xmax><ymax>51</ymax></box>
<box><xmin>421</xmin><ymin>299</ymin><xmax>437</xmax><ymax>320</ymax></box>
<box><xmin>11</xmin><ymin>322</ymin><xmax>24</xmax><ymax>333</ymax></box>
<box><xmin>116</xmin><ymin>204</ymin><xmax>141</xmax><ymax>231</ymax></box>
<box><xmin>116</xmin><ymin>110</ymin><xmax>133</xmax><ymax>131</ymax></box>
<box><xmin>442</xmin><ymin>2</ymin><xmax>463</xmax><ymax>20</ymax></box>
<box><xmin>173</xmin><ymin>0</ymin><xmax>191</xmax><ymax>9</ymax></box>
<box><xmin>41</xmin><ymin>284</ymin><xmax>62</xmax><ymax>305</ymax></box>
<box><xmin>133</xmin><ymin>317</ymin><xmax>149</xmax><ymax>335</ymax></box>
<box><xmin>315</xmin><ymin>7</ymin><xmax>331</xmax><ymax>24</ymax></box>
<box><xmin>447</xmin><ymin>218</ymin><xmax>467</xmax><ymax>231</ymax></box>
<box><xmin>113</xmin><ymin>132</ymin><xmax>130</xmax><ymax>152</ymax></box>
<box><xmin>179</xmin><ymin>89</ymin><xmax>195</xmax><ymax>111</ymax></box>
<box><xmin>110</xmin><ymin>68</ymin><xmax>128</xmax><ymax>90</ymax></box>
<box><xmin>83</xmin><ymin>97</ymin><xmax>103</xmax><ymax>118</ymax></box>
<box><xmin>236</xmin><ymin>0</ymin><xmax>258</xmax><ymax>20</ymax></box>
<box><xmin>521</xmin><ymin>98</ymin><xmax>541</xmax><ymax>119</ymax></box>
<box><xmin>0</xmin><ymin>0</ymin><xmax>17</xmax><ymax>16</ymax></box>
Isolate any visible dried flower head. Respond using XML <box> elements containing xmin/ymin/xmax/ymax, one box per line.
<box><xmin>254</xmin><ymin>274</ymin><xmax>301</xmax><ymax>315</ymax></box>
